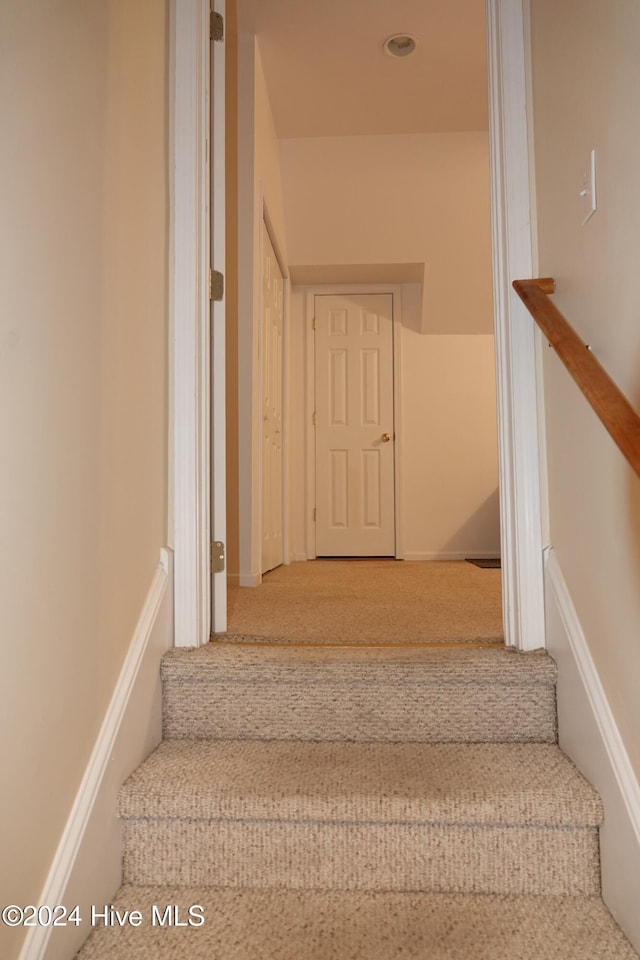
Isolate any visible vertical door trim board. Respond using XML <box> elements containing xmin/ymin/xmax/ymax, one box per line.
<box><xmin>257</xmin><ymin>197</ymin><xmax>289</xmax><ymax>577</ymax></box>
<box><xmin>170</xmin><ymin>0</ymin><xmax>211</xmax><ymax>646</ymax></box>
<box><xmin>171</xmin><ymin>0</ymin><xmax>227</xmax><ymax>640</ymax></box>
<box><xmin>210</xmin><ymin>0</ymin><xmax>227</xmax><ymax>632</ymax></box>
<box><xmin>255</xmin><ymin>187</ymin><xmax>265</xmax><ymax>584</ymax></box>
<box><xmin>487</xmin><ymin>0</ymin><xmax>545</xmax><ymax>650</ymax></box>
<box><xmin>304</xmin><ymin>284</ymin><xmax>403</xmax><ymax>561</ymax></box>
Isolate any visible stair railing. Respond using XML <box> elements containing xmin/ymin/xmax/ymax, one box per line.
<box><xmin>512</xmin><ymin>278</ymin><xmax>640</xmax><ymax>478</ymax></box>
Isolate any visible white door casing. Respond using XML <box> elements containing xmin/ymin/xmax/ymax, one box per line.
<box><xmin>210</xmin><ymin>0</ymin><xmax>227</xmax><ymax>633</ymax></box>
<box><xmin>171</xmin><ymin>0</ymin><xmax>226</xmax><ymax>646</ymax></box>
<box><xmin>314</xmin><ymin>294</ymin><xmax>395</xmax><ymax>557</ymax></box>
<box><xmin>261</xmin><ymin>221</ymin><xmax>285</xmax><ymax>573</ymax></box>
<box><xmin>486</xmin><ymin>0</ymin><xmax>545</xmax><ymax>651</ymax></box>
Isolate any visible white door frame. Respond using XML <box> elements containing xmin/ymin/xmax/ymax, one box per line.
<box><xmin>170</xmin><ymin>0</ymin><xmax>545</xmax><ymax>651</ymax></box>
<box><xmin>304</xmin><ymin>285</ymin><xmax>404</xmax><ymax>561</ymax></box>
<box><xmin>486</xmin><ymin>0</ymin><xmax>545</xmax><ymax>651</ymax></box>
<box><xmin>170</xmin><ymin>0</ymin><xmax>226</xmax><ymax>646</ymax></box>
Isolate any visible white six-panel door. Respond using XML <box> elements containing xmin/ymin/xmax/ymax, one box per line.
<box><xmin>261</xmin><ymin>222</ymin><xmax>285</xmax><ymax>573</ymax></box>
<box><xmin>315</xmin><ymin>293</ymin><xmax>395</xmax><ymax>556</ymax></box>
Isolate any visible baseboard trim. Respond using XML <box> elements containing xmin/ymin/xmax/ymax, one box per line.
<box><xmin>21</xmin><ymin>549</ymin><xmax>174</xmax><ymax>960</ymax></box>
<box><xmin>546</xmin><ymin>549</ymin><xmax>640</xmax><ymax>951</ymax></box>
<box><xmin>403</xmin><ymin>551</ymin><xmax>502</xmax><ymax>562</ymax></box>
<box><xmin>239</xmin><ymin>572</ymin><xmax>261</xmax><ymax>587</ymax></box>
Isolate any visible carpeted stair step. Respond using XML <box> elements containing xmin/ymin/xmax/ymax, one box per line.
<box><xmin>75</xmin><ymin>886</ymin><xmax>639</xmax><ymax>960</ymax></box>
<box><xmin>162</xmin><ymin>643</ymin><xmax>557</xmax><ymax>743</ymax></box>
<box><xmin>118</xmin><ymin>740</ymin><xmax>601</xmax><ymax>895</ymax></box>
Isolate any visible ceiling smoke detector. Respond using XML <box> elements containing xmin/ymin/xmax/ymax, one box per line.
<box><xmin>383</xmin><ymin>34</ymin><xmax>418</xmax><ymax>58</ymax></box>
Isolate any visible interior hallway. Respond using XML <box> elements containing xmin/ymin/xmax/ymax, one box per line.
<box><xmin>222</xmin><ymin>560</ymin><xmax>503</xmax><ymax>644</ymax></box>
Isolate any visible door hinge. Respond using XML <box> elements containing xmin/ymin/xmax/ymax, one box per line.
<box><xmin>312</xmin><ymin>316</ymin><xmax>317</xmax><ymax>330</ymax></box>
<box><xmin>210</xmin><ymin>10</ymin><xmax>224</xmax><ymax>41</ymax></box>
<box><xmin>312</xmin><ymin>411</ymin><xmax>317</xmax><ymax>427</ymax></box>
<box><xmin>211</xmin><ymin>540</ymin><xmax>225</xmax><ymax>573</ymax></box>
<box><xmin>209</xmin><ymin>269</ymin><xmax>224</xmax><ymax>301</ymax></box>
<box><xmin>313</xmin><ymin>508</ymin><xmax>317</xmax><ymax>522</ymax></box>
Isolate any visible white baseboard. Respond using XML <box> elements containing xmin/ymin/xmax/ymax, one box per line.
<box><xmin>21</xmin><ymin>549</ymin><xmax>174</xmax><ymax>960</ymax></box>
<box><xmin>403</xmin><ymin>551</ymin><xmax>501</xmax><ymax>561</ymax></box>
<box><xmin>545</xmin><ymin>549</ymin><xmax>640</xmax><ymax>952</ymax></box>
<box><xmin>239</xmin><ymin>571</ymin><xmax>261</xmax><ymax>587</ymax></box>
<box><xmin>230</xmin><ymin>562</ymin><xmax>306</xmax><ymax>587</ymax></box>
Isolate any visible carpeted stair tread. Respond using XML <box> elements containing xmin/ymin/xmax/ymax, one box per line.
<box><xmin>162</xmin><ymin>644</ymin><xmax>558</xmax><ymax>743</ymax></box>
<box><xmin>75</xmin><ymin>886</ymin><xmax>639</xmax><ymax>960</ymax></box>
<box><xmin>162</xmin><ymin>642</ymin><xmax>556</xmax><ymax>683</ymax></box>
<box><xmin>118</xmin><ymin>740</ymin><xmax>601</xmax><ymax>827</ymax></box>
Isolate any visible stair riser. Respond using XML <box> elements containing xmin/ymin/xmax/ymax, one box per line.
<box><xmin>122</xmin><ymin>820</ymin><xmax>599</xmax><ymax>896</ymax></box>
<box><xmin>163</xmin><ymin>681</ymin><xmax>557</xmax><ymax>742</ymax></box>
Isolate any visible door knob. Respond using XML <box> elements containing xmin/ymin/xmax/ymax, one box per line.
<box><xmin>381</xmin><ymin>432</ymin><xmax>391</xmax><ymax>442</ymax></box>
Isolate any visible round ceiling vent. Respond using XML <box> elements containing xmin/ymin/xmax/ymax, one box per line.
<box><xmin>383</xmin><ymin>34</ymin><xmax>418</xmax><ymax>58</ymax></box>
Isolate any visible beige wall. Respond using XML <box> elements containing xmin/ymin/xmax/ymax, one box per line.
<box><xmin>0</xmin><ymin>2</ymin><xmax>169</xmax><ymax>956</ymax></box>
<box><xmin>281</xmin><ymin>133</ymin><xmax>499</xmax><ymax>558</ymax></box>
<box><xmin>279</xmin><ymin>133</ymin><xmax>494</xmax><ymax>335</ymax></box>
<box><xmin>401</xmin><ymin>332</ymin><xmax>499</xmax><ymax>557</ymax></box>
<box><xmin>530</xmin><ymin>0</ymin><xmax>640</xmax><ymax>777</ymax></box>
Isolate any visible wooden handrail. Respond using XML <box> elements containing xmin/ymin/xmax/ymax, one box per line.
<box><xmin>513</xmin><ymin>278</ymin><xmax>640</xmax><ymax>477</ymax></box>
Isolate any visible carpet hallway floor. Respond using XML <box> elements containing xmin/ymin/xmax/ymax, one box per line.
<box><xmin>224</xmin><ymin>559</ymin><xmax>503</xmax><ymax>644</ymax></box>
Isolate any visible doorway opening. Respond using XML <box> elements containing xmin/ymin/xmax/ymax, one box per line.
<box><xmin>172</xmin><ymin>0</ymin><xmax>544</xmax><ymax>652</ymax></box>
<box><xmin>226</xmin><ymin>0</ymin><xmax>502</xmax><ymax>641</ymax></box>
<box><xmin>198</xmin><ymin>3</ymin><xmax>541</xmax><ymax>647</ymax></box>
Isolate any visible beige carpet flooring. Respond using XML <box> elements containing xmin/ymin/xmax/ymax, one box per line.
<box><xmin>161</xmin><ymin>645</ymin><xmax>557</xmax><ymax>743</ymax></box>
<box><xmin>223</xmin><ymin>559</ymin><xmax>503</xmax><ymax>644</ymax></box>
<box><xmin>73</xmin><ymin>633</ymin><xmax>640</xmax><ymax>958</ymax></box>
<box><xmin>76</xmin><ymin>887</ymin><xmax>639</xmax><ymax>960</ymax></box>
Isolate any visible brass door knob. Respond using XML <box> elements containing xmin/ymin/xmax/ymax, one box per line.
<box><xmin>381</xmin><ymin>432</ymin><xmax>391</xmax><ymax>442</ymax></box>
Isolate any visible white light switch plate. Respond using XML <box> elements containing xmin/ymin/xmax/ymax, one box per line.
<box><xmin>580</xmin><ymin>149</ymin><xmax>597</xmax><ymax>226</ymax></box>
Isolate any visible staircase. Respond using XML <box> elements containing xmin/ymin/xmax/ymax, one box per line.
<box><xmin>77</xmin><ymin>643</ymin><xmax>638</xmax><ymax>959</ymax></box>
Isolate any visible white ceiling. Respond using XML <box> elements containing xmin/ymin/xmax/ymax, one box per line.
<box><xmin>237</xmin><ymin>0</ymin><xmax>488</xmax><ymax>138</ymax></box>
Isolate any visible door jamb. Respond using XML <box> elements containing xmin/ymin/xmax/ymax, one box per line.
<box><xmin>170</xmin><ymin>0</ymin><xmax>227</xmax><ymax>645</ymax></box>
<box><xmin>304</xmin><ymin>285</ymin><xmax>404</xmax><ymax>561</ymax></box>
<box><xmin>170</xmin><ymin>0</ymin><xmax>211</xmax><ymax>646</ymax></box>
<box><xmin>487</xmin><ymin>0</ymin><xmax>545</xmax><ymax>650</ymax></box>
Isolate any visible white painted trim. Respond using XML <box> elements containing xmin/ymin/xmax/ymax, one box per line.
<box><xmin>303</xmin><ymin>284</ymin><xmax>403</xmax><ymax>560</ymax></box>
<box><xmin>210</xmin><ymin>0</ymin><xmax>227</xmax><ymax>633</ymax></box>
<box><xmin>545</xmin><ymin>549</ymin><xmax>640</xmax><ymax>951</ymax></box>
<box><xmin>282</xmin><ymin>280</ymin><xmax>291</xmax><ymax>566</ymax></box>
<box><xmin>236</xmin><ymin>34</ymin><xmax>258</xmax><ymax>596</ymax></box>
<box><xmin>304</xmin><ymin>291</ymin><xmax>316</xmax><ymax>559</ymax></box>
<box><xmin>392</xmin><ymin>289</ymin><xmax>404</xmax><ymax>560</ymax></box>
<box><xmin>171</xmin><ymin>0</ymin><xmax>211</xmax><ymax>647</ymax></box>
<box><xmin>20</xmin><ymin>552</ymin><xmax>173</xmax><ymax>960</ymax></box>
<box><xmin>404</xmin><ymin>552</ymin><xmax>502</xmax><ymax>561</ymax></box>
<box><xmin>239</xmin><ymin>572</ymin><xmax>262</xmax><ymax>587</ymax></box>
<box><xmin>256</xmin><ymin>184</ymin><xmax>265</xmax><ymax>575</ymax></box>
<box><xmin>258</xmin><ymin>205</ymin><xmax>289</xmax><ymax>574</ymax></box>
<box><xmin>487</xmin><ymin>0</ymin><xmax>545</xmax><ymax>650</ymax></box>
